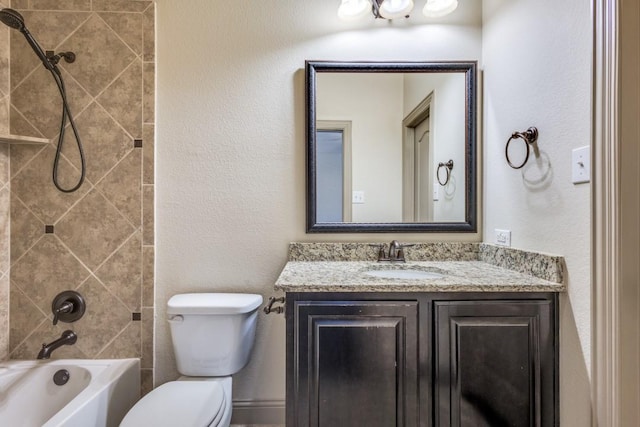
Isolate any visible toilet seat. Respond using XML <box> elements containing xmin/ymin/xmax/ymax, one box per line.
<box><xmin>119</xmin><ymin>381</ymin><xmax>226</xmax><ymax>427</ymax></box>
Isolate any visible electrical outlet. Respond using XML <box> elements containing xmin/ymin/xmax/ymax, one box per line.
<box><xmin>352</xmin><ymin>191</ymin><xmax>365</xmax><ymax>204</ymax></box>
<box><xmin>495</xmin><ymin>229</ymin><xmax>511</xmax><ymax>247</ymax></box>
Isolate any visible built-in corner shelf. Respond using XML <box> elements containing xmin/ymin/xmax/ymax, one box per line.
<box><xmin>0</xmin><ymin>134</ymin><xmax>49</xmax><ymax>144</ymax></box>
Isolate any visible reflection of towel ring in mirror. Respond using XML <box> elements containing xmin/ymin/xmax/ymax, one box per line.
<box><xmin>506</xmin><ymin>127</ymin><xmax>539</xmax><ymax>169</ymax></box>
<box><xmin>437</xmin><ymin>160</ymin><xmax>454</xmax><ymax>186</ymax></box>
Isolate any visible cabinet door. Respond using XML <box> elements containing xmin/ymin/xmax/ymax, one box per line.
<box><xmin>434</xmin><ymin>300</ymin><xmax>556</xmax><ymax>427</ymax></box>
<box><xmin>290</xmin><ymin>300</ymin><xmax>419</xmax><ymax>427</ymax></box>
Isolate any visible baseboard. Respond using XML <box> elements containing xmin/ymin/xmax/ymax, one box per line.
<box><xmin>231</xmin><ymin>399</ymin><xmax>286</xmax><ymax>425</ymax></box>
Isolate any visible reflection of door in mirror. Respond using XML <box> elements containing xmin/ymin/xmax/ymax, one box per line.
<box><xmin>402</xmin><ymin>93</ymin><xmax>434</xmax><ymax>222</ymax></box>
<box><xmin>316</xmin><ymin>121</ymin><xmax>352</xmax><ymax>222</ymax></box>
<box><xmin>415</xmin><ymin>117</ymin><xmax>432</xmax><ymax>222</ymax></box>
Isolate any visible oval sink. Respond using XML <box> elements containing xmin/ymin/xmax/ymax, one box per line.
<box><xmin>364</xmin><ymin>269</ymin><xmax>444</xmax><ymax>280</ymax></box>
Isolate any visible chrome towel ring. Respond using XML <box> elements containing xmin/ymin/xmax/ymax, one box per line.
<box><xmin>506</xmin><ymin>127</ymin><xmax>539</xmax><ymax>169</ymax></box>
<box><xmin>437</xmin><ymin>159</ymin><xmax>454</xmax><ymax>186</ymax></box>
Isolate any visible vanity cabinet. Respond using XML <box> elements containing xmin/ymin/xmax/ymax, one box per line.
<box><xmin>286</xmin><ymin>292</ymin><xmax>558</xmax><ymax>427</ymax></box>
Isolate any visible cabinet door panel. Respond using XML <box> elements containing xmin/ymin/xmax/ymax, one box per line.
<box><xmin>292</xmin><ymin>300</ymin><xmax>418</xmax><ymax>427</ymax></box>
<box><xmin>434</xmin><ymin>300</ymin><xmax>555</xmax><ymax>427</ymax></box>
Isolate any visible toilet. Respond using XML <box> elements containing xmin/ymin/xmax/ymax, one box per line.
<box><xmin>120</xmin><ymin>293</ymin><xmax>263</xmax><ymax>427</ymax></box>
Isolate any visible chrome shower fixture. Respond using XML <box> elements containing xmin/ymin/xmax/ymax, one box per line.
<box><xmin>0</xmin><ymin>8</ymin><xmax>86</xmax><ymax>193</ymax></box>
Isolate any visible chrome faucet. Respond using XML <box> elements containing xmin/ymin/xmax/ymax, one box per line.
<box><xmin>37</xmin><ymin>330</ymin><xmax>77</xmax><ymax>360</ymax></box>
<box><xmin>376</xmin><ymin>240</ymin><xmax>414</xmax><ymax>262</ymax></box>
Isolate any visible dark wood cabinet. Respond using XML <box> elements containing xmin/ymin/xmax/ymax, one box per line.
<box><xmin>433</xmin><ymin>299</ymin><xmax>557</xmax><ymax>427</ymax></box>
<box><xmin>288</xmin><ymin>299</ymin><xmax>419</xmax><ymax>427</ymax></box>
<box><xmin>286</xmin><ymin>293</ymin><xmax>558</xmax><ymax>427</ymax></box>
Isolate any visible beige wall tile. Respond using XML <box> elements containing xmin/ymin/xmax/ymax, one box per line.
<box><xmin>62</xmin><ymin>102</ymin><xmax>133</xmax><ymax>184</ymax></box>
<box><xmin>95</xmin><ymin>232</ymin><xmax>142</xmax><ymax>311</ymax></box>
<box><xmin>142</xmin><ymin>246</ymin><xmax>154</xmax><ymax>307</ymax></box>
<box><xmin>9</xmin><ymin>191</ymin><xmax>44</xmax><ymax>261</ymax></box>
<box><xmin>7</xmin><ymin>4</ymin><xmax>154</xmax><ymax>380</ymax></box>
<box><xmin>58</xmin><ymin>14</ymin><xmax>136</xmax><ymax>97</ymax></box>
<box><xmin>143</xmin><ymin>62</ymin><xmax>154</xmax><ymax>124</ymax></box>
<box><xmin>93</xmin><ymin>1</ymin><xmax>151</xmax><ymax>13</ymax></box>
<box><xmin>97</xmin><ymin>149</ymin><xmax>142</xmax><ymax>227</ymax></box>
<box><xmin>143</xmin><ymin>123</ymin><xmax>154</xmax><ymax>184</ymax></box>
<box><xmin>141</xmin><ymin>306</ymin><xmax>153</xmax><ymax>368</ymax></box>
<box><xmin>11</xmin><ymin>144</ymin><xmax>90</xmax><ymax>224</ymax></box>
<box><xmin>72</xmin><ymin>276</ymin><xmax>131</xmax><ymax>357</ymax></box>
<box><xmin>9</xmin><ymin>283</ymin><xmax>46</xmax><ymax>352</ymax></box>
<box><xmin>97</xmin><ymin>321</ymin><xmax>141</xmax><ymax>359</ymax></box>
<box><xmin>55</xmin><ymin>189</ymin><xmax>136</xmax><ymax>270</ymax></box>
<box><xmin>31</xmin><ymin>0</ymin><xmax>91</xmax><ymax>11</ymax></box>
<box><xmin>0</xmin><ymin>187</ymin><xmax>9</xmax><ymax>274</ymax></box>
<box><xmin>0</xmin><ymin>274</ymin><xmax>8</xmax><ymax>360</ymax></box>
<box><xmin>99</xmin><ymin>12</ymin><xmax>143</xmax><ymax>55</ymax></box>
<box><xmin>12</xmin><ymin>66</ymin><xmax>92</xmax><ymax>139</ymax></box>
<box><xmin>10</xmin><ymin>321</ymin><xmax>88</xmax><ymax>360</ymax></box>
<box><xmin>143</xmin><ymin>5</ymin><xmax>154</xmax><ymax>62</ymax></box>
<box><xmin>11</xmin><ymin>235</ymin><xmax>91</xmax><ymax>313</ymax></box>
<box><xmin>143</xmin><ymin>184</ymin><xmax>153</xmax><ymax>245</ymax></box>
<box><xmin>98</xmin><ymin>59</ymin><xmax>143</xmax><ymax>139</ymax></box>
<box><xmin>0</xmin><ymin>144</ymin><xmax>8</xmax><ymax>185</ymax></box>
<box><xmin>141</xmin><ymin>368</ymin><xmax>153</xmax><ymax>396</ymax></box>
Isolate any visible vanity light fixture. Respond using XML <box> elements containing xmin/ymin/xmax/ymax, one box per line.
<box><xmin>423</xmin><ymin>0</ymin><xmax>458</xmax><ymax>18</ymax></box>
<box><xmin>338</xmin><ymin>0</ymin><xmax>457</xmax><ymax>20</ymax></box>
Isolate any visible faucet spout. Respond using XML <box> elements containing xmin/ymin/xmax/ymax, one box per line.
<box><xmin>37</xmin><ymin>330</ymin><xmax>77</xmax><ymax>360</ymax></box>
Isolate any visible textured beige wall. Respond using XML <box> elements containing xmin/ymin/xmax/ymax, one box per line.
<box><xmin>6</xmin><ymin>0</ymin><xmax>155</xmax><ymax>393</ymax></box>
<box><xmin>482</xmin><ymin>0</ymin><xmax>592</xmax><ymax>424</ymax></box>
<box><xmin>155</xmin><ymin>0</ymin><xmax>483</xmax><ymax>407</ymax></box>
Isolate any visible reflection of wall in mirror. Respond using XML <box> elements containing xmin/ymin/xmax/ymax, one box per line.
<box><xmin>404</xmin><ymin>73</ymin><xmax>466</xmax><ymax>222</ymax></box>
<box><xmin>317</xmin><ymin>73</ymin><xmax>404</xmax><ymax>223</ymax></box>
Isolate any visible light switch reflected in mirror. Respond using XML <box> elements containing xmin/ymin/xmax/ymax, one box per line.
<box><xmin>306</xmin><ymin>61</ymin><xmax>477</xmax><ymax>233</ymax></box>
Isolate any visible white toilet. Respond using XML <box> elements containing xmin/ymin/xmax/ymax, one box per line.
<box><xmin>120</xmin><ymin>293</ymin><xmax>263</xmax><ymax>427</ymax></box>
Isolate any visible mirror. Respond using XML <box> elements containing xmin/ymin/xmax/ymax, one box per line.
<box><xmin>306</xmin><ymin>61</ymin><xmax>477</xmax><ymax>233</ymax></box>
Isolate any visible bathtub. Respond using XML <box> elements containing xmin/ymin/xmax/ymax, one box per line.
<box><xmin>0</xmin><ymin>358</ymin><xmax>140</xmax><ymax>427</ymax></box>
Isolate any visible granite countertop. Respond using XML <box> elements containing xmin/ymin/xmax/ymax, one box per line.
<box><xmin>274</xmin><ymin>243</ymin><xmax>566</xmax><ymax>293</ymax></box>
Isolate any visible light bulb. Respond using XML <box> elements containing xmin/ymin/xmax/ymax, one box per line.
<box><xmin>423</xmin><ymin>0</ymin><xmax>458</xmax><ymax>18</ymax></box>
<box><xmin>338</xmin><ymin>0</ymin><xmax>371</xmax><ymax>20</ymax></box>
<box><xmin>379</xmin><ymin>0</ymin><xmax>414</xmax><ymax>19</ymax></box>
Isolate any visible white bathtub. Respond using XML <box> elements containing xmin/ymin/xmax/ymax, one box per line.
<box><xmin>0</xmin><ymin>358</ymin><xmax>140</xmax><ymax>427</ymax></box>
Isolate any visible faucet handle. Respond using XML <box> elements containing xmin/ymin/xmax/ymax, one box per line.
<box><xmin>51</xmin><ymin>291</ymin><xmax>85</xmax><ymax>326</ymax></box>
<box><xmin>52</xmin><ymin>301</ymin><xmax>73</xmax><ymax>325</ymax></box>
<box><xmin>368</xmin><ymin>244</ymin><xmax>389</xmax><ymax>261</ymax></box>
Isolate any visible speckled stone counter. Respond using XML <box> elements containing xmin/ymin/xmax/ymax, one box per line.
<box><xmin>276</xmin><ymin>243</ymin><xmax>565</xmax><ymax>293</ymax></box>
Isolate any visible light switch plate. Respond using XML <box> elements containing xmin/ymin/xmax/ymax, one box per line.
<box><xmin>352</xmin><ymin>190</ymin><xmax>365</xmax><ymax>204</ymax></box>
<box><xmin>572</xmin><ymin>146</ymin><xmax>590</xmax><ymax>184</ymax></box>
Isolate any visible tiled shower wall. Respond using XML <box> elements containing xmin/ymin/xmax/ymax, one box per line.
<box><xmin>0</xmin><ymin>0</ymin><xmax>9</xmax><ymax>361</ymax></box>
<box><xmin>5</xmin><ymin>0</ymin><xmax>154</xmax><ymax>391</ymax></box>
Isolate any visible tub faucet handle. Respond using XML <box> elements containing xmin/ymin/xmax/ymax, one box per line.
<box><xmin>51</xmin><ymin>290</ymin><xmax>85</xmax><ymax>326</ymax></box>
<box><xmin>53</xmin><ymin>301</ymin><xmax>73</xmax><ymax>325</ymax></box>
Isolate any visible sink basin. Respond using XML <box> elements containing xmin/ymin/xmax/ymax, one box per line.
<box><xmin>364</xmin><ymin>269</ymin><xmax>444</xmax><ymax>280</ymax></box>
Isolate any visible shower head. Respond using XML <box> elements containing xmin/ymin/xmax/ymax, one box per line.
<box><xmin>0</xmin><ymin>8</ymin><xmax>25</xmax><ymax>30</ymax></box>
<box><xmin>0</xmin><ymin>8</ymin><xmax>55</xmax><ymax>72</ymax></box>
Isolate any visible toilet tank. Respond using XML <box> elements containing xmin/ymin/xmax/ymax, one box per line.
<box><xmin>167</xmin><ymin>293</ymin><xmax>263</xmax><ymax>376</ymax></box>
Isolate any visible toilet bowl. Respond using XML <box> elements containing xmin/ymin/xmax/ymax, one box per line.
<box><xmin>119</xmin><ymin>293</ymin><xmax>263</xmax><ymax>427</ymax></box>
<box><xmin>120</xmin><ymin>377</ymin><xmax>232</xmax><ymax>427</ymax></box>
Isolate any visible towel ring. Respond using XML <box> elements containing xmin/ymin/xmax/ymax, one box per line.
<box><xmin>505</xmin><ymin>127</ymin><xmax>539</xmax><ymax>169</ymax></box>
<box><xmin>437</xmin><ymin>160</ymin><xmax>454</xmax><ymax>186</ymax></box>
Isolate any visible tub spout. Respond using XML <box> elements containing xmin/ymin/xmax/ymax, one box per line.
<box><xmin>37</xmin><ymin>330</ymin><xmax>77</xmax><ymax>360</ymax></box>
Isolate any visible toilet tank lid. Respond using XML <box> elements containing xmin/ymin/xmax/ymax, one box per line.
<box><xmin>167</xmin><ymin>293</ymin><xmax>263</xmax><ymax>315</ymax></box>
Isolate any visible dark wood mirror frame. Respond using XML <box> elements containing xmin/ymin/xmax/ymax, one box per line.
<box><xmin>306</xmin><ymin>60</ymin><xmax>478</xmax><ymax>233</ymax></box>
